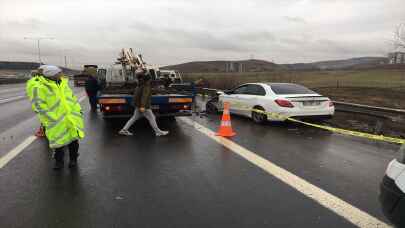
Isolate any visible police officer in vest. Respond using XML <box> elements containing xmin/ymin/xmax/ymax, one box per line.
<box><xmin>26</xmin><ymin>65</ymin><xmax>85</xmax><ymax>170</ymax></box>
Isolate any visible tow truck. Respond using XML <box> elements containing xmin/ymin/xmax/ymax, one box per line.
<box><xmin>96</xmin><ymin>48</ymin><xmax>194</xmax><ymax>119</ymax></box>
<box><xmin>379</xmin><ymin>144</ymin><xmax>405</xmax><ymax>227</ymax></box>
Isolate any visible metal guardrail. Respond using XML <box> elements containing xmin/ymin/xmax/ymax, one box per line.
<box><xmin>333</xmin><ymin>101</ymin><xmax>405</xmax><ymax>115</ymax></box>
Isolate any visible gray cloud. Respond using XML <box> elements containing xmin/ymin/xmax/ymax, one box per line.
<box><xmin>0</xmin><ymin>0</ymin><xmax>404</xmax><ymax>68</ymax></box>
<box><xmin>284</xmin><ymin>16</ymin><xmax>307</xmax><ymax>24</ymax></box>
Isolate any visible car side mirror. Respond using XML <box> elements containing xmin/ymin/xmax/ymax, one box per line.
<box><xmin>216</xmin><ymin>91</ymin><xmax>224</xmax><ymax>96</ymax></box>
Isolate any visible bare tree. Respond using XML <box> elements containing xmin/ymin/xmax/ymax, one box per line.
<box><xmin>395</xmin><ymin>23</ymin><xmax>405</xmax><ymax>49</ymax></box>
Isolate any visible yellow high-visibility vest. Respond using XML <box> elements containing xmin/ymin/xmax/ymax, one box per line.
<box><xmin>26</xmin><ymin>76</ymin><xmax>85</xmax><ymax>148</ymax></box>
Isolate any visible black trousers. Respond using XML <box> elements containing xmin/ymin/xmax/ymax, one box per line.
<box><xmin>88</xmin><ymin>95</ymin><xmax>97</xmax><ymax>110</ymax></box>
<box><xmin>54</xmin><ymin>140</ymin><xmax>79</xmax><ymax>162</ymax></box>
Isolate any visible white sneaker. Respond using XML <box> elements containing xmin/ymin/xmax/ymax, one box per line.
<box><xmin>119</xmin><ymin>129</ymin><xmax>133</xmax><ymax>136</ymax></box>
<box><xmin>155</xmin><ymin>130</ymin><xmax>169</xmax><ymax>137</ymax></box>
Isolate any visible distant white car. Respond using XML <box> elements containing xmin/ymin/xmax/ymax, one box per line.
<box><xmin>214</xmin><ymin>83</ymin><xmax>334</xmax><ymax>123</ymax></box>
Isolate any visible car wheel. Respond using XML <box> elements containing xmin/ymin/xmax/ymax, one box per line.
<box><xmin>252</xmin><ymin>107</ymin><xmax>267</xmax><ymax>124</ymax></box>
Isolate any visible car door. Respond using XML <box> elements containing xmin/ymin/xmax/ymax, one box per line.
<box><xmin>238</xmin><ymin>84</ymin><xmax>267</xmax><ymax>117</ymax></box>
<box><xmin>224</xmin><ymin>85</ymin><xmax>248</xmax><ymax>115</ymax></box>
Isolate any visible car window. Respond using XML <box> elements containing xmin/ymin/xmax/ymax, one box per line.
<box><xmin>268</xmin><ymin>83</ymin><xmax>315</xmax><ymax>95</ymax></box>
<box><xmin>233</xmin><ymin>85</ymin><xmax>248</xmax><ymax>94</ymax></box>
<box><xmin>246</xmin><ymin>84</ymin><xmax>266</xmax><ymax>96</ymax></box>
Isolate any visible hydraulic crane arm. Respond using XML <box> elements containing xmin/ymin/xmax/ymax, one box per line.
<box><xmin>117</xmin><ymin>48</ymin><xmax>146</xmax><ymax>70</ymax></box>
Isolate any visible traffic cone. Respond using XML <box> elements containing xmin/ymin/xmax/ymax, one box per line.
<box><xmin>216</xmin><ymin>102</ymin><xmax>236</xmax><ymax>137</ymax></box>
<box><xmin>35</xmin><ymin>126</ymin><xmax>45</xmax><ymax>137</ymax></box>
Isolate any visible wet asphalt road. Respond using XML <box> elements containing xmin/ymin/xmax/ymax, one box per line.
<box><xmin>0</xmin><ymin>87</ymin><xmax>400</xmax><ymax>227</ymax></box>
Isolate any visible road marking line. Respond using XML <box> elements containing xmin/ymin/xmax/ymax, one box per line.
<box><xmin>180</xmin><ymin>117</ymin><xmax>390</xmax><ymax>228</ymax></box>
<box><xmin>0</xmin><ymin>95</ymin><xmax>26</xmax><ymax>104</ymax></box>
<box><xmin>0</xmin><ymin>136</ymin><xmax>37</xmax><ymax>169</ymax></box>
<box><xmin>0</xmin><ymin>94</ymin><xmax>87</xmax><ymax>170</ymax></box>
<box><xmin>0</xmin><ymin>87</ymin><xmax>25</xmax><ymax>94</ymax></box>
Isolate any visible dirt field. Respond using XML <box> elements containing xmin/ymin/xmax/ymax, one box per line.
<box><xmin>186</xmin><ymin>69</ymin><xmax>405</xmax><ymax>109</ymax></box>
<box><xmin>184</xmin><ymin>69</ymin><xmax>405</xmax><ymax>89</ymax></box>
<box><xmin>314</xmin><ymin>87</ymin><xmax>405</xmax><ymax>109</ymax></box>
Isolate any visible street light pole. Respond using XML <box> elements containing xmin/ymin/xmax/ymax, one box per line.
<box><xmin>24</xmin><ymin>37</ymin><xmax>55</xmax><ymax>65</ymax></box>
<box><xmin>37</xmin><ymin>39</ymin><xmax>41</xmax><ymax>64</ymax></box>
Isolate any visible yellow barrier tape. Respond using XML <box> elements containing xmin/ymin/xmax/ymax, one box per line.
<box><xmin>250</xmin><ymin>108</ymin><xmax>405</xmax><ymax>144</ymax></box>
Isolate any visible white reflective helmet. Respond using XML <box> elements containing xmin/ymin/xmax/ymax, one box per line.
<box><xmin>42</xmin><ymin>65</ymin><xmax>62</xmax><ymax>77</ymax></box>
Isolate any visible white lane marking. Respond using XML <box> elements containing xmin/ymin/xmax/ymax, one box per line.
<box><xmin>179</xmin><ymin>117</ymin><xmax>390</xmax><ymax>228</ymax></box>
<box><xmin>0</xmin><ymin>136</ymin><xmax>37</xmax><ymax>169</ymax></box>
<box><xmin>0</xmin><ymin>94</ymin><xmax>87</xmax><ymax>170</ymax></box>
<box><xmin>0</xmin><ymin>95</ymin><xmax>26</xmax><ymax>104</ymax></box>
<box><xmin>0</xmin><ymin>88</ymin><xmax>24</xmax><ymax>94</ymax></box>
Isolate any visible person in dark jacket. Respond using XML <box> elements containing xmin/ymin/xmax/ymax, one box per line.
<box><xmin>163</xmin><ymin>74</ymin><xmax>172</xmax><ymax>88</ymax></box>
<box><xmin>84</xmin><ymin>67</ymin><xmax>99</xmax><ymax>111</ymax></box>
<box><xmin>119</xmin><ymin>68</ymin><xmax>169</xmax><ymax>136</ymax></box>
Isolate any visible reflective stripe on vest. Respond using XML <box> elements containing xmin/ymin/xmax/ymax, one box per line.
<box><xmin>49</xmin><ymin>129</ymin><xmax>70</xmax><ymax>147</ymax></box>
<box><xmin>32</xmin><ymin>87</ymin><xmax>56</xmax><ymax>122</ymax></box>
<box><xmin>47</xmin><ymin>113</ymin><xmax>66</xmax><ymax>130</ymax></box>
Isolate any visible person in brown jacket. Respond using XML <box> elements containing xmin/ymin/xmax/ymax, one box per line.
<box><xmin>119</xmin><ymin>68</ymin><xmax>169</xmax><ymax>136</ymax></box>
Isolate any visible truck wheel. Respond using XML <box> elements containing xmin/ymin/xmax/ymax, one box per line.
<box><xmin>252</xmin><ymin>106</ymin><xmax>267</xmax><ymax>124</ymax></box>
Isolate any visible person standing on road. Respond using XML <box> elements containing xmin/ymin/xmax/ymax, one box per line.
<box><xmin>84</xmin><ymin>66</ymin><xmax>100</xmax><ymax>111</ymax></box>
<box><xmin>26</xmin><ymin>65</ymin><xmax>85</xmax><ymax>170</ymax></box>
<box><xmin>27</xmin><ymin>66</ymin><xmax>47</xmax><ymax>137</ymax></box>
<box><xmin>162</xmin><ymin>74</ymin><xmax>172</xmax><ymax>88</ymax></box>
<box><xmin>119</xmin><ymin>68</ymin><xmax>169</xmax><ymax>137</ymax></box>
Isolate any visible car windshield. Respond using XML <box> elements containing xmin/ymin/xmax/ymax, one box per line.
<box><xmin>268</xmin><ymin>83</ymin><xmax>316</xmax><ymax>95</ymax></box>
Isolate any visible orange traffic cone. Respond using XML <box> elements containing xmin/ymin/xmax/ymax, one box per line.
<box><xmin>35</xmin><ymin>126</ymin><xmax>45</xmax><ymax>137</ymax></box>
<box><xmin>216</xmin><ymin>102</ymin><xmax>236</xmax><ymax>137</ymax></box>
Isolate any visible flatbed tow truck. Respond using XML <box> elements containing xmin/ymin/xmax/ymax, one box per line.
<box><xmin>97</xmin><ymin>48</ymin><xmax>194</xmax><ymax>119</ymax></box>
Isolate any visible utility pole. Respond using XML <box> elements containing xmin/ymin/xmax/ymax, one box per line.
<box><xmin>24</xmin><ymin>37</ymin><xmax>55</xmax><ymax>65</ymax></box>
<box><xmin>64</xmin><ymin>55</ymin><xmax>67</xmax><ymax>68</ymax></box>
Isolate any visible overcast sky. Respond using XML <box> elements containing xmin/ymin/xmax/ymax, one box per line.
<box><xmin>0</xmin><ymin>0</ymin><xmax>404</xmax><ymax>69</ymax></box>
